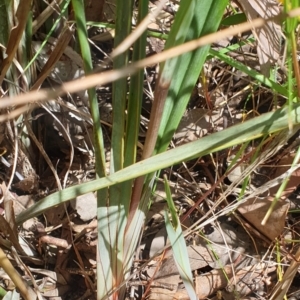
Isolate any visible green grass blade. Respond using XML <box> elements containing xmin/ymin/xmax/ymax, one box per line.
<box><xmin>164</xmin><ymin>175</ymin><xmax>197</xmax><ymax>300</ymax></box>
<box><xmin>110</xmin><ymin>0</ymin><xmax>134</xmax><ymax>173</ymax></box>
<box><xmin>122</xmin><ymin>0</ymin><xmax>148</xmax><ymax>273</ymax></box>
<box><xmin>106</xmin><ymin>0</ymin><xmax>134</xmax><ymax>296</ymax></box>
<box><xmin>124</xmin><ymin>0</ymin><xmax>147</xmax><ymax>168</ymax></box>
<box><xmin>16</xmin><ymin>104</ymin><xmax>300</xmax><ymax>224</ymax></box>
<box><xmin>71</xmin><ymin>1</ymin><xmax>108</xmax><ymax>298</ymax></box>
<box><xmin>155</xmin><ymin>0</ymin><xmax>229</xmax><ymax>153</ymax></box>
<box><xmin>71</xmin><ymin>0</ymin><xmax>106</xmax><ymax>177</ymax></box>
<box><xmin>129</xmin><ymin>0</ymin><xmax>228</xmax><ymax>227</ymax></box>
<box><xmin>210</xmin><ymin>48</ymin><xmax>289</xmax><ymax>97</ymax></box>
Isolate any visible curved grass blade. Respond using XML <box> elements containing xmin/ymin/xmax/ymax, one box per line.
<box><xmin>164</xmin><ymin>175</ymin><xmax>197</xmax><ymax>300</ymax></box>
<box><xmin>16</xmin><ymin>104</ymin><xmax>300</xmax><ymax>224</ymax></box>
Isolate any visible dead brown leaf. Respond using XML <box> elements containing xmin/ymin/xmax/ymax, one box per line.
<box><xmin>238</xmin><ymin>153</ymin><xmax>300</xmax><ymax>240</ymax></box>
<box><xmin>84</xmin><ymin>0</ymin><xmax>105</xmax><ymax>22</ymax></box>
<box><xmin>238</xmin><ymin>197</ymin><xmax>289</xmax><ymax>241</ymax></box>
<box><xmin>149</xmin><ymin>263</ymin><xmax>275</xmax><ymax>299</ymax></box>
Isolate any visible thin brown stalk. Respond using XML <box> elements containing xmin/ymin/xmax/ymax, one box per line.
<box><xmin>0</xmin><ymin>1</ymin><xmax>31</xmax><ymax>87</ymax></box>
<box><xmin>0</xmin><ymin>247</ymin><xmax>36</xmax><ymax>299</ymax></box>
<box><xmin>1</xmin><ymin>8</ymin><xmax>300</xmax><ymax>110</ymax></box>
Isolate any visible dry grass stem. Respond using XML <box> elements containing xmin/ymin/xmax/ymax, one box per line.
<box><xmin>1</xmin><ymin>8</ymin><xmax>300</xmax><ymax>116</ymax></box>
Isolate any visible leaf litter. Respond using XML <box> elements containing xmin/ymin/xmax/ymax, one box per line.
<box><xmin>1</xmin><ymin>1</ymin><xmax>300</xmax><ymax>299</ymax></box>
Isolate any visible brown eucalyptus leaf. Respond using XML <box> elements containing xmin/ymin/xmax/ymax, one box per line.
<box><xmin>148</xmin><ymin>275</ymin><xmax>179</xmax><ymax>300</ymax></box>
<box><xmin>176</xmin><ymin>108</ymin><xmax>244</xmax><ymax>144</ymax></box>
<box><xmin>69</xmin><ymin>0</ymin><xmax>104</xmax><ymax>22</ymax></box>
<box><xmin>238</xmin><ymin>154</ymin><xmax>299</xmax><ymax>240</ymax></box>
<box><xmin>12</xmin><ymin>176</ymin><xmax>39</xmax><ymax>194</ymax></box>
<box><xmin>148</xmin><ymin>244</ymin><xmax>214</xmax><ymax>300</ymax></box>
<box><xmin>238</xmin><ymin>0</ymin><xmax>281</xmax><ymax>76</ymax></box>
<box><xmin>44</xmin><ymin>204</ymin><xmax>67</xmax><ymax>226</ymax></box>
<box><xmin>84</xmin><ymin>0</ymin><xmax>104</xmax><ymax>22</ymax></box>
<box><xmin>151</xmin><ymin>244</ymin><xmax>213</xmax><ymax>281</ymax></box>
<box><xmin>238</xmin><ymin>197</ymin><xmax>289</xmax><ymax>241</ymax></box>
<box><xmin>191</xmin><ymin>263</ymin><xmax>273</xmax><ymax>299</ymax></box>
<box><xmin>175</xmin><ymin>108</ymin><xmax>218</xmax><ymax>143</ymax></box>
<box><xmin>149</xmin><ymin>264</ymin><xmax>270</xmax><ymax>299</ymax></box>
